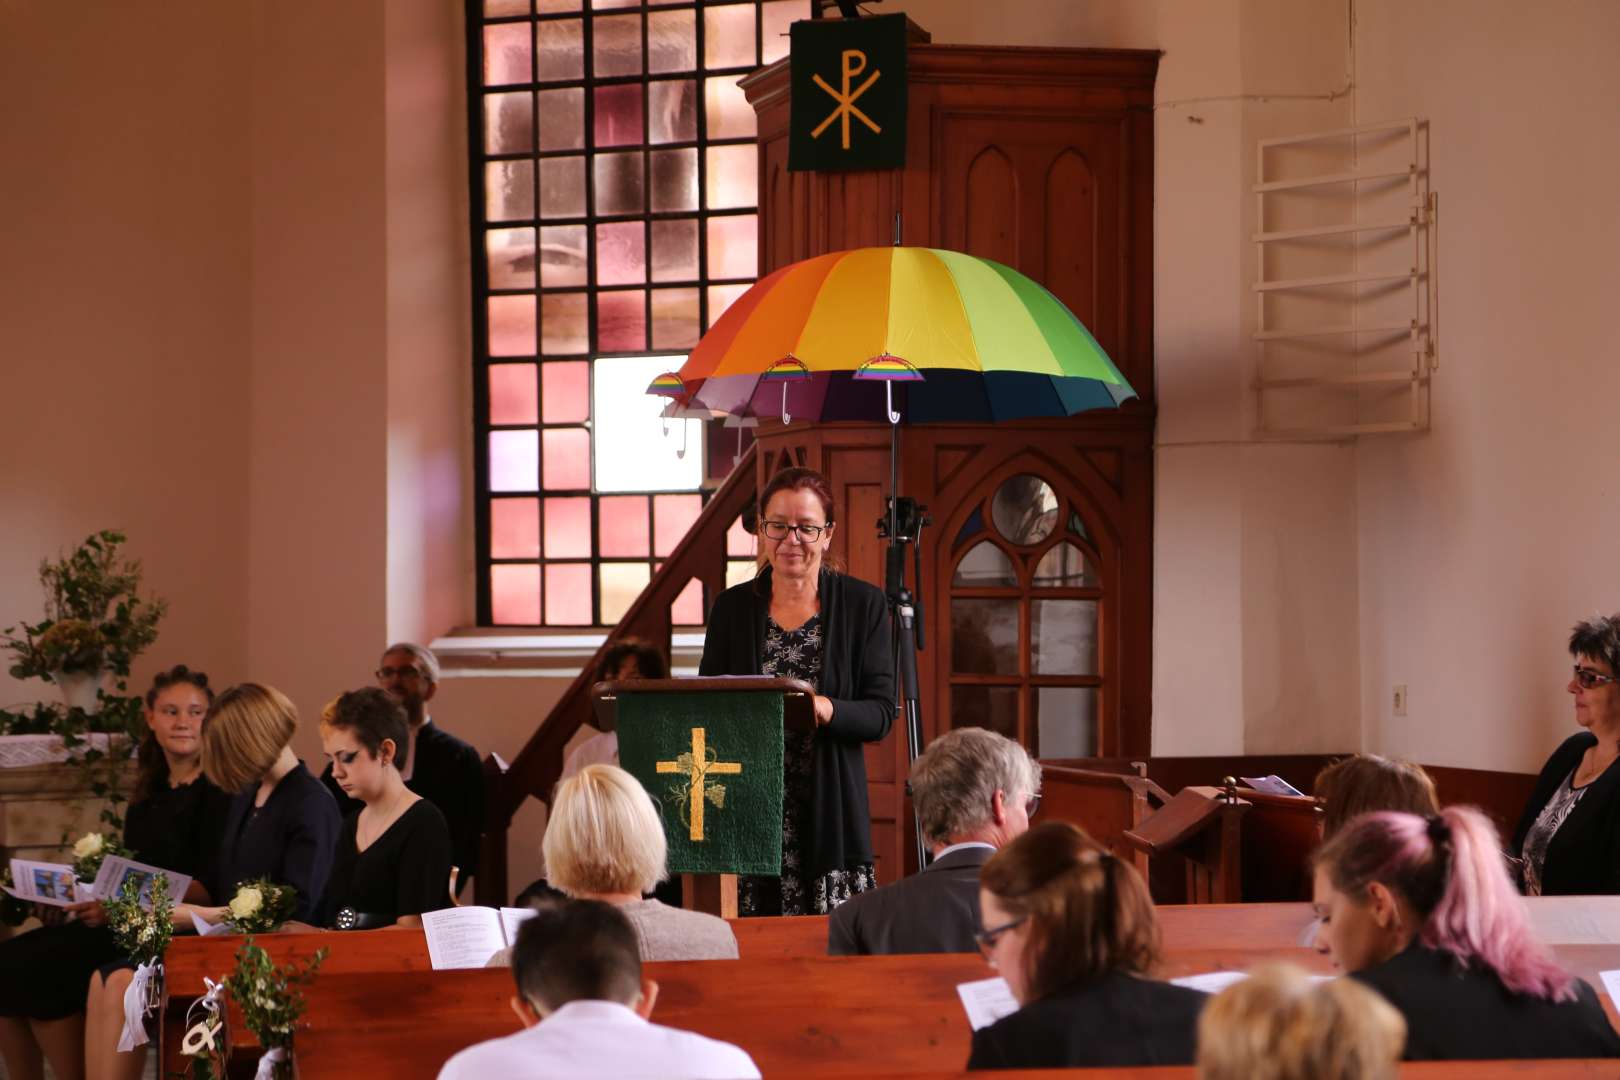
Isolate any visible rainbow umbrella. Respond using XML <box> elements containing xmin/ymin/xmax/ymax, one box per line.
<box><xmin>670</xmin><ymin>246</ymin><xmax>1136</xmax><ymax>426</ymax></box>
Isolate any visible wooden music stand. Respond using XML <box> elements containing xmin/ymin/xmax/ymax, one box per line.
<box><xmin>1122</xmin><ymin>782</ymin><xmax>1251</xmax><ymax>903</ymax></box>
<box><xmin>591</xmin><ymin>677</ymin><xmax>816</xmax><ymax>917</ymax></box>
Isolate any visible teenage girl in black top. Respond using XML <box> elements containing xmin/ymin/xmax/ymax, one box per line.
<box><xmin>0</xmin><ymin>666</ymin><xmax>230</xmax><ymax>1080</ymax></box>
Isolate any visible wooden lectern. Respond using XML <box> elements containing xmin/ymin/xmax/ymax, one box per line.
<box><xmin>1122</xmin><ymin>781</ymin><xmax>1251</xmax><ymax>904</ymax></box>
<box><xmin>592</xmin><ymin>677</ymin><xmax>815</xmax><ymax>917</ymax></box>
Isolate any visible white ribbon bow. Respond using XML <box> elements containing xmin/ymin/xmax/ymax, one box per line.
<box><xmin>254</xmin><ymin>1045</ymin><xmax>289</xmax><ymax>1080</ymax></box>
<box><xmin>117</xmin><ymin>960</ymin><xmax>160</xmax><ymax>1051</ymax></box>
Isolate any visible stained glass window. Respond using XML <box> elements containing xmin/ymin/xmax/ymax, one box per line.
<box><xmin>471</xmin><ymin>0</ymin><xmax>804</xmax><ymax>626</ymax></box>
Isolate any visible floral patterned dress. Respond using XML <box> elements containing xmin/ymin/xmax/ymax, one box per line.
<box><xmin>738</xmin><ymin>613</ymin><xmax>878</xmax><ymax>916</ymax></box>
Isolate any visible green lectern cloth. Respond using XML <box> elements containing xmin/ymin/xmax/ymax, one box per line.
<box><xmin>616</xmin><ymin>690</ymin><xmax>785</xmax><ymax>876</ymax></box>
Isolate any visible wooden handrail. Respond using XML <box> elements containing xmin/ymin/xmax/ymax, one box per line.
<box><xmin>475</xmin><ymin>444</ymin><xmax>759</xmax><ymax>904</ymax></box>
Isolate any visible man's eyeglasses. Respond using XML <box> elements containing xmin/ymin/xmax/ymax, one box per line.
<box><xmin>1024</xmin><ymin>794</ymin><xmax>1041</xmax><ymax>818</ymax></box>
<box><xmin>1573</xmin><ymin>665</ymin><xmax>1619</xmax><ymax>690</ymax></box>
<box><xmin>376</xmin><ymin>666</ymin><xmax>426</xmax><ymax>682</ymax></box>
<box><xmin>761</xmin><ymin>520</ymin><xmax>828</xmax><ymax>542</ymax></box>
<box><xmin>974</xmin><ymin>915</ymin><xmax>1028</xmax><ymax>954</ymax></box>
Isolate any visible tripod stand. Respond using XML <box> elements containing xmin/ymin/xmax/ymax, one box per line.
<box><xmin>879</xmin><ymin>481</ymin><xmax>932</xmax><ymax>874</ymax></box>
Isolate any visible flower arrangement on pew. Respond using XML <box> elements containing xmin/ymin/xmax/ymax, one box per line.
<box><xmin>225</xmin><ymin>878</ymin><xmax>298</xmax><ymax>934</ymax></box>
<box><xmin>104</xmin><ymin>871</ymin><xmax>174</xmax><ymax>1051</ymax></box>
<box><xmin>71</xmin><ymin>829</ymin><xmax>132</xmax><ymax>884</ymax></box>
<box><xmin>178</xmin><ymin>976</ymin><xmax>231</xmax><ymax>1080</ymax></box>
<box><xmin>225</xmin><ymin>938</ymin><xmax>328</xmax><ymax>1080</ymax></box>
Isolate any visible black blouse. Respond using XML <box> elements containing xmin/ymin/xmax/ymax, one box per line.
<box><xmin>124</xmin><ymin>773</ymin><xmax>233</xmax><ymax>890</ymax></box>
<box><xmin>967</xmin><ymin>973</ymin><xmax>1205</xmax><ymax>1070</ymax></box>
<box><xmin>700</xmin><ymin>568</ymin><xmax>895</xmax><ymax>879</ymax></box>
<box><xmin>1351</xmin><ymin>945</ymin><xmax>1620</xmax><ymax>1060</ymax></box>
<box><xmin>317</xmin><ymin>799</ymin><xmax>452</xmax><ymax>927</ymax></box>
<box><xmin>213</xmin><ymin>763</ymin><xmax>341</xmax><ymax>923</ymax></box>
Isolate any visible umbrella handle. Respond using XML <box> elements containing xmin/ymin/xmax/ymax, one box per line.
<box><xmin>781</xmin><ymin>382</ymin><xmax>792</xmax><ymax>425</ymax></box>
<box><xmin>676</xmin><ymin>418</ymin><xmax>688</xmax><ymax>459</ymax></box>
<box><xmin>885</xmin><ymin>380</ymin><xmax>901</xmax><ymax>424</ymax></box>
<box><xmin>734</xmin><ymin>424</ymin><xmax>744</xmax><ymax>465</ymax></box>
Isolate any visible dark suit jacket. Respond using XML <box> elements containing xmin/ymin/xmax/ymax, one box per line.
<box><xmin>700</xmin><ymin>567</ymin><xmax>895</xmax><ymax>878</ymax></box>
<box><xmin>1510</xmin><ymin>731</ymin><xmax>1620</xmax><ymax>895</ymax></box>
<box><xmin>967</xmin><ymin>972</ymin><xmax>1205</xmax><ymax>1070</ymax></box>
<box><xmin>214</xmin><ymin>763</ymin><xmax>340</xmax><ymax>923</ymax></box>
<box><xmin>828</xmin><ymin>844</ymin><xmax>989</xmax><ymax>955</ymax></box>
<box><xmin>1352</xmin><ymin>945</ymin><xmax>1620</xmax><ymax>1060</ymax></box>
<box><xmin>320</xmin><ymin>719</ymin><xmax>485</xmax><ymax>894</ymax></box>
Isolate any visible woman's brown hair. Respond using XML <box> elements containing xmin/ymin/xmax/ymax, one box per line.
<box><xmin>979</xmin><ymin>821</ymin><xmax>1160</xmax><ymax>1001</ymax></box>
<box><xmin>1313</xmin><ymin>755</ymin><xmax>1439</xmax><ymax>840</ymax></box>
<box><xmin>134</xmin><ymin>664</ymin><xmax>213</xmax><ymax>803</ymax></box>
<box><xmin>201</xmin><ymin>683</ymin><xmax>298</xmax><ymax>792</ymax></box>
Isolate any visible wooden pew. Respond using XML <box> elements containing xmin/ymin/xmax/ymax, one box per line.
<box><xmin>275</xmin><ymin>944</ymin><xmax>1620</xmax><ymax>1078</ymax></box>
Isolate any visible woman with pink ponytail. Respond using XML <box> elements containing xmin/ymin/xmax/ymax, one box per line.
<box><xmin>1312</xmin><ymin>805</ymin><xmax>1620</xmax><ymax>1060</ymax></box>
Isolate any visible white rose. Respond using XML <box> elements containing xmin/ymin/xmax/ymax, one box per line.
<box><xmin>72</xmin><ymin>833</ymin><xmax>105</xmax><ymax>859</ymax></box>
<box><xmin>229</xmin><ymin>886</ymin><xmax>264</xmax><ymax>919</ymax></box>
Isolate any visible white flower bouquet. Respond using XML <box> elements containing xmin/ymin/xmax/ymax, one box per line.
<box><xmin>70</xmin><ymin>830</ymin><xmax>131</xmax><ymax>884</ymax></box>
<box><xmin>224</xmin><ymin>878</ymin><xmax>297</xmax><ymax>934</ymax></box>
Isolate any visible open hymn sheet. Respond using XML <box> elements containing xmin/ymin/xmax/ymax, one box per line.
<box><xmin>422</xmin><ymin>905</ymin><xmax>538</xmax><ymax>969</ymax></box>
<box><xmin>5</xmin><ymin>856</ymin><xmax>189</xmax><ymax>908</ymax></box>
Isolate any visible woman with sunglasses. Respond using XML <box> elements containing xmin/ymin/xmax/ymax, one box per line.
<box><xmin>1510</xmin><ymin>614</ymin><xmax>1620</xmax><ymax>895</ymax></box>
<box><xmin>700</xmin><ymin>467</ymin><xmax>895</xmax><ymax>916</ymax></box>
<box><xmin>967</xmin><ymin>821</ymin><xmax>1205</xmax><ymax>1070</ymax></box>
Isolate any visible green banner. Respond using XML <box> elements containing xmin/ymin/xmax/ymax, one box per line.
<box><xmin>789</xmin><ymin>14</ymin><xmax>907</xmax><ymax>172</ymax></box>
<box><xmin>616</xmin><ymin>690</ymin><xmax>784</xmax><ymax>876</ymax></box>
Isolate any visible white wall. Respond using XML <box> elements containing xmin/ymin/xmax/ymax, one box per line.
<box><xmin>1353</xmin><ymin>0</ymin><xmax>1620</xmax><ymax>770</ymax></box>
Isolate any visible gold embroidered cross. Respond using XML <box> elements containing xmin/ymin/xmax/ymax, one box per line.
<box><xmin>811</xmin><ymin>49</ymin><xmax>882</xmax><ymax>151</ymax></box>
<box><xmin>656</xmin><ymin>727</ymin><xmax>742</xmax><ymax>841</ymax></box>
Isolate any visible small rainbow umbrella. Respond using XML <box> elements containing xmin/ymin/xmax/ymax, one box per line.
<box><xmin>667</xmin><ymin>246</ymin><xmax>1136</xmax><ymax>427</ymax></box>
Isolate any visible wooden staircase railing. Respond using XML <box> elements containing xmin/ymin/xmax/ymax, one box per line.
<box><xmin>475</xmin><ymin>443</ymin><xmax>759</xmax><ymax>904</ymax></box>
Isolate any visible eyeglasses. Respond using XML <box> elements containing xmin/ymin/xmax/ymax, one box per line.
<box><xmin>1024</xmin><ymin>794</ymin><xmax>1041</xmax><ymax>818</ymax></box>
<box><xmin>974</xmin><ymin>915</ymin><xmax>1028</xmax><ymax>954</ymax></box>
<box><xmin>376</xmin><ymin>666</ymin><xmax>426</xmax><ymax>682</ymax></box>
<box><xmin>761</xmin><ymin>520</ymin><xmax>828</xmax><ymax>542</ymax></box>
<box><xmin>1573</xmin><ymin>665</ymin><xmax>1619</xmax><ymax>690</ymax></box>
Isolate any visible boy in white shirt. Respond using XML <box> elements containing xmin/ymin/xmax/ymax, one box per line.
<box><xmin>437</xmin><ymin>900</ymin><xmax>760</xmax><ymax>1080</ymax></box>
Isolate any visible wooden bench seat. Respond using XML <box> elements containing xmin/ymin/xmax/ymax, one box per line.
<box><xmin>163</xmin><ymin>942</ymin><xmax>1620</xmax><ymax>1078</ymax></box>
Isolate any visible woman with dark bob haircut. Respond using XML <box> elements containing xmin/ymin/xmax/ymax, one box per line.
<box><xmin>1511</xmin><ymin>614</ymin><xmax>1620</xmax><ymax>895</ymax></box>
<box><xmin>700</xmin><ymin>467</ymin><xmax>895</xmax><ymax>916</ymax></box>
<box><xmin>312</xmin><ymin>688</ymin><xmax>452</xmax><ymax>929</ymax></box>
<box><xmin>1313</xmin><ymin>805</ymin><xmax>1620</xmax><ymax>1059</ymax></box>
<box><xmin>967</xmin><ymin>822</ymin><xmax>1205</xmax><ymax>1070</ymax></box>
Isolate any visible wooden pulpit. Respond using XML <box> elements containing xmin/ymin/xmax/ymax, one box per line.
<box><xmin>592</xmin><ymin>677</ymin><xmax>815</xmax><ymax>917</ymax></box>
<box><xmin>1122</xmin><ymin>783</ymin><xmax>1250</xmax><ymax>904</ymax></box>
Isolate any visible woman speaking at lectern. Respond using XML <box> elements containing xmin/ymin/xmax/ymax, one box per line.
<box><xmin>700</xmin><ymin>467</ymin><xmax>895</xmax><ymax>916</ymax></box>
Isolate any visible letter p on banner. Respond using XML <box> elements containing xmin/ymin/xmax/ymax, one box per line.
<box><xmin>789</xmin><ymin>13</ymin><xmax>907</xmax><ymax>172</ymax></box>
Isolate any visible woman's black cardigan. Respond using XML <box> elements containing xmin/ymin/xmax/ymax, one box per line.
<box><xmin>1510</xmin><ymin>731</ymin><xmax>1620</xmax><ymax>895</ymax></box>
<box><xmin>700</xmin><ymin>567</ymin><xmax>895</xmax><ymax>879</ymax></box>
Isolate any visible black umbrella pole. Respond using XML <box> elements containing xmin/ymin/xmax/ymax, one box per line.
<box><xmin>891</xmin><ymin>594</ymin><xmax>928</xmax><ymax>875</ymax></box>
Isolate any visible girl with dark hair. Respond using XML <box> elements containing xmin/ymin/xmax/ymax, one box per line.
<box><xmin>0</xmin><ymin>665</ymin><xmax>231</xmax><ymax>1080</ymax></box>
<box><xmin>560</xmin><ymin>638</ymin><xmax>670</xmax><ymax>780</ymax></box>
<box><xmin>700</xmin><ymin>466</ymin><xmax>895</xmax><ymax>916</ymax></box>
<box><xmin>313</xmin><ymin>688</ymin><xmax>452</xmax><ymax>929</ymax></box>
<box><xmin>967</xmin><ymin>821</ymin><xmax>1205</xmax><ymax>1070</ymax></box>
<box><xmin>1313</xmin><ymin>805</ymin><xmax>1620</xmax><ymax>1059</ymax></box>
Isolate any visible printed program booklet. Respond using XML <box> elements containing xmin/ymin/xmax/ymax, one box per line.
<box><xmin>5</xmin><ymin>856</ymin><xmax>189</xmax><ymax>909</ymax></box>
<box><xmin>421</xmin><ymin>905</ymin><xmax>539</xmax><ymax>969</ymax></box>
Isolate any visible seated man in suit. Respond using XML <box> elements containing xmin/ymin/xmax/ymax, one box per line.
<box><xmin>829</xmin><ymin>727</ymin><xmax>1040</xmax><ymax>955</ymax></box>
<box><xmin>321</xmin><ymin>642</ymin><xmax>484</xmax><ymax>894</ymax></box>
<box><xmin>438</xmin><ymin>900</ymin><xmax>761</xmax><ymax>1080</ymax></box>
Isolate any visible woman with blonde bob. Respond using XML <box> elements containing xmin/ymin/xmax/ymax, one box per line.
<box><xmin>494</xmin><ymin>764</ymin><xmax>736</xmax><ymax>964</ymax></box>
<box><xmin>1197</xmin><ymin>964</ymin><xmax>1405</xmax><ymax>1080</ymax></box>
<box><xmin>1313</xmin><ymin>805</ymin><xmax>1620</xmax><ymax>1059</ymax></box>
<box><xmin>196</xmin><ymin>683</ymin><xmax>341</xmax><ymax>925</ymax></box>
<box><xmin>967</xmin><ymin>821</ymin><xmax>1205</xmax><ymax>1070</ymax></box>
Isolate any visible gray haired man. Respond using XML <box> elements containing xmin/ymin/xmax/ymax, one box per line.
<box><xmin>828</xmin><ymin>727</ymin><xmax>1041</xmax><ymax>955</ymax></box>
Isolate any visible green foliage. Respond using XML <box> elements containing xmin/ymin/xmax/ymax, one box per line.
<box><xmin>105</xmin><ymin>871</ymin><xmax>174</xmax><ymax>966</ymax></box>
<box><xmin>3</xmin><ymin>530</ymin><xmax>166</xmax><ymax>682</ymax></box>
<box><xmin>225</xmin><ymin>938</ymin><xmax>328</xmax><ymax>1051</ymax></box>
